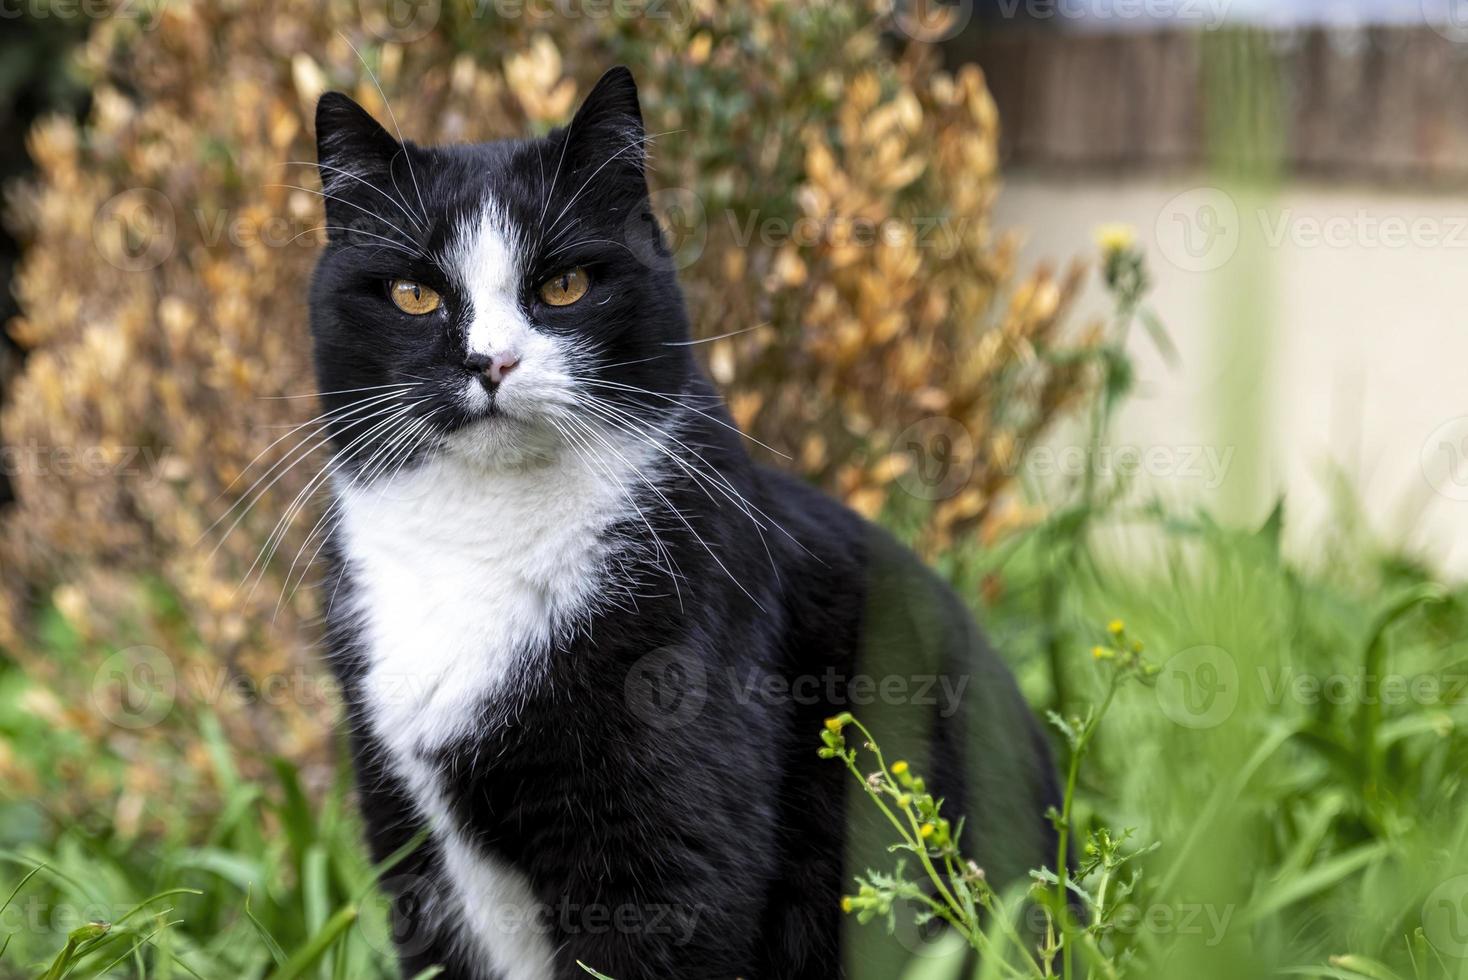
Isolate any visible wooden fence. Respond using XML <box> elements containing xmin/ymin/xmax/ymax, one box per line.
<box><xmin>956</xmin><ymin>26</ymin><xmax>1468</xmax><ymax>184</ymax></box>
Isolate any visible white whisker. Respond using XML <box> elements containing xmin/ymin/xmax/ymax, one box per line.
<box><xmin>242</xmin><ymin>399</ymin><xmax>426</xmax><ymax>599</ymax></box>
<box><xmin>662</xmin><ymin>324</ymin><xmax>766</xmax><ymax>347</ymax></box>
<box><xmin>282</xmin><ymin>160</ymin><xmax>427</xmax><ymax>232</ymax></box>
<box><xmin>340</xmin><ymin>32</ymin><xmax>430</xmax><ymax>228</ymax></box>
<box><xmin>201</xmin><ymin>390</ymin><xmax>415</xmax><ymax>550</ymax></box>
<box><xmin>290</xmin><ymin>225</ymin><xmax>426</xmax><ymax>259</ymax></box>
<box><xmin>581</xmin><ymin>378</ymin><xmax>792</xmax><ymax>459</ymax></box>
<box><xmin>267</xmin><ymin>183</ymin><xmax>422</xmax><ymax>250</ymax></box>
<box><xmin>549</xmin><ymin>415</ymin><xmax>684</xmax><ymax>612</ymax></box>
<box><xmin>558</xmin><ymin>411</ymin><xmax>762</xmax><ymax>610</ymax></box>
<box><xmin>262</xmin><ymin>381</ymin><xmax>418</xmax><ymax>401</ymax></box>
<box><xmin>542</xmin><ymin>131</ymin><xmax>679</xmax><ymax>249</ymax></box>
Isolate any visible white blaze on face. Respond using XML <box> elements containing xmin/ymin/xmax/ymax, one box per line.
<box><xmin>447</xmin><ymin>200</ymin><xmax>577</xmax><ymax>422</ymax></box>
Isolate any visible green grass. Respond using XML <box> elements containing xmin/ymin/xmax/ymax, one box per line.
<box><xmin>0</xmin><ymin>685</ymin><xmax>446</xmax><ymax>980</ymax></box>
<box><xmin>6</xmin><ymin>496</ymin><xmax>1467</xmax><ymax>979</ymax></box>
<box><xmin>936</xmin><ymin>508</ymin><xmax>1466</xmax><ymax>980</ymax></box>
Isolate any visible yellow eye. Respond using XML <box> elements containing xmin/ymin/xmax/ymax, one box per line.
<box><xmin>389</xmin><ymin>279</ymin><xmax>441</xmax><ymax>315</ymax></box>
<box><xmin>537</xmin><ymin>268</ymin><xmax>590</xmax><ymax>307</ymax></box>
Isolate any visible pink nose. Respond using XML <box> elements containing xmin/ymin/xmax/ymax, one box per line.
<box><xmin>487</xmin><ymin>352</ymin><xmax>519</xmax><ymax>384</ymax></box>
<box><xmin>465</xmin><ymin>351</ymin><xmax>520</xmax><ymax>385</ymax></box>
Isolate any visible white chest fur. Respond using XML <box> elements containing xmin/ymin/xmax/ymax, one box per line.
<box><xmin>333</xmin><ymin>438</ymin><xmax>647</xmax><ymax>979</ymax></box>
<box><xmin>336</xmin><ymin>449</ymin><xmax>629</xmax><ymax>755</ymax></box>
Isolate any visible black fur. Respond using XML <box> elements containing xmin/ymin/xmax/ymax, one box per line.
<box><xmin>309</xmin><ymin>67</ymin><xmax>1060</xmax><ymax>980</ymax></box>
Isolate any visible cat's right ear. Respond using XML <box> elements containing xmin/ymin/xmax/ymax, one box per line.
<box><xmin>314</xmin><ymin>92</ymin><xmax>402</xmax><ymax>193</ymax></box>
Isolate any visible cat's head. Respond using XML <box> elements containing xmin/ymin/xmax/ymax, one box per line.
<box><xmin>308</xmin><ymin>67</ymin><xmax>694</xmax><ymax>471</ymax></box>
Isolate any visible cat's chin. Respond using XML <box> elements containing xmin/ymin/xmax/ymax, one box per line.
<box><xmin>441</xmin><ymin>412</ymin><xmax>565</xmax><ymax>473</ymax></box>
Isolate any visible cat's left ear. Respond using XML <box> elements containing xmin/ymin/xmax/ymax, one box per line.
<box><xmin>314</xmin><ymin>92</ymin><xmax>410</xmax><ymax>231</ymax></box>
<box><xmin>561</xmin><ymin>66</ymin><xmax>647</xmax><ymax>190</ymax></box>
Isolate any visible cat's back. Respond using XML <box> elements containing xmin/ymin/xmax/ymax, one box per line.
<box><xmin>753</xmin><ymin>462</ymin><xmax>1061</xmax><ymax>899</ymax></box>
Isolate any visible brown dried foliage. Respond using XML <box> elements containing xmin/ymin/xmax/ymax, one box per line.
<box><xmin>0</xmin><ymin>0</ymin><xmax>1089</xmax><ymax>822</ymax></box>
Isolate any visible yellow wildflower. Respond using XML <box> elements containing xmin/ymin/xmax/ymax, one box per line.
<box><xmin>1094</xmin><ymin>223</ymin><xmax>1136</xmax><ymax>255</ymax></box>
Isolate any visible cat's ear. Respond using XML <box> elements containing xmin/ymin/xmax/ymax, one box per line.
<box><xmin>314</xmin><ymin>92</ymin><xmax>403</xmax><ymax>208</ymax></box>
<box><xmin>561</xmin><ymin>67</ymin><xmax>647</xmax><ymax>189</ymax></box>
<box><xmin>571</xmin><ymin>66</ymin><xmax>644</xmax><ymax>144</ymax></box>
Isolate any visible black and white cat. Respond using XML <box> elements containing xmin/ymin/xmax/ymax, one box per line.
<box><xmin>309</xmin><ymin>67</ymin><xmax>1061</xmax><ymax>980</ymax></box>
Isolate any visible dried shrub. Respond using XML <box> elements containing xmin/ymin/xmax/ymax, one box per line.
<box><xmin>0</xmin><ymin>0</ymin><xmax>1090</xmax><ymax>824</ymax></box>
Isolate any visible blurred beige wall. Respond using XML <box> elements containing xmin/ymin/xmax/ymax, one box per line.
<box><xmin>994</xmin><ymin>172</ymin><xmax>1468</xmax><ymax>577</ymax></box>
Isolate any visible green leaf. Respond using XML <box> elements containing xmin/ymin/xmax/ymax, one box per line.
<box><xmin>167</xmin><ymin>847</ymin><xmax>266</xmax><ymax>893</ymax></box>
<box><xmin>115</xmin><ymin>889</ymin><xmax>204</xmax><ymax>927</ymax></box>
<box><xmin>1246</xmin><ymin>842</ymin><xmax>1392</xmax><ymax>922</ymax></box>
<box><xmin>897</xmin><ymin>928</ymin><xmax>969</xmax><ymax>980</ymax></box>
<box><xmin>577</xmin><ymin>963</ymin><xmax>618</xmax><ymax>980</ymax></box>
<box><xmin>0</xmin><ymin>861</ymin><xmax>43</xmax><ymax>917</ymax></box>
<box><xmin>302</xmin><ymin>845</ymin><xmax>332</xmax><ymax>980</ymax></box>
<box><xmin>1255</xmin><ymin>496</ymin><xmax>1285</xmax><ymax>554</ymax></box>
<box><xmin>41</xmin><ymin>922</ymin><xmax>110</xmax><ymax>980</ymax></box>
<box><xmin>265</xmin><ymin>905</ymin><xmax>357</xmax><ymax>980</ymax></box>
<box><xmin>1139</xmin><ymin>307</ymin><xmax>1180</xmax><ymax>367</ymax></box>
<box><xmin>273</xmin><ymin>757</ymin><xmax>317</xmax><ymax>865</ymax></box>
<box><xmin>244</xmin><ymin>886</ymin><xmax>289</xmax><ymax>967</ymax></box>
<box><xmin>1325</xmin><ymin>954</ymin><xmax>1407</xmax><ymax>980</ymax></box>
